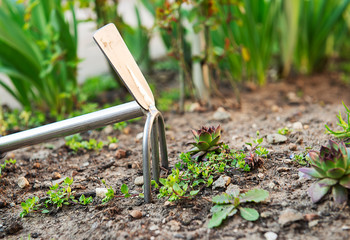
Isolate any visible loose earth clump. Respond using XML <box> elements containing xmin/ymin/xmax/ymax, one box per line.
<box><xmin>1</xmin><ymin>75</ymin><xmax>350</xmax><ymax>240</ymax></box>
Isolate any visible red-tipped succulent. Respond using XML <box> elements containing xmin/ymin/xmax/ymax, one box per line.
<box><xmin>187</xmin><ymin>125</ymin><xmax>222</xmax><ymax>160</ymax></box>
<box><xmin>299</xmin><ymin>140</ymin><xmax>350</xmax><ymax>204</ymax></box>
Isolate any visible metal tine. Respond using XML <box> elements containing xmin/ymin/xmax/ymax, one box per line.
<box><xmin>158</xmin><ymin>114</ymin><xmax>169</xmax><ymax>169</ymax></box>
<box><xmin>151</xmin><ymin>116</ymin><xmax>160</xmax><ymax>183</ymax></box>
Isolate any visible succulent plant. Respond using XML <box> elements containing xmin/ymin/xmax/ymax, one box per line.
<box><xmin>187</xmin><ymin>125</ymin><xmax>222</xmax><ymax>160</ymax></box>
<box><xmin>299</xmin><ymin>140</ymin><xmax>350</xmax><ymax>204</ymax></box>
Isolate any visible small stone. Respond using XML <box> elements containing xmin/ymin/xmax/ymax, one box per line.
<box><xmin>266</xmin><ymin>134</ymin><xmax>287</xmax><ymax>144</ymax></box>
<box><xmin>32</xmin><ymin>162</ymin><xmax>41</xmax><ymax>169</ymax></box>
<box><xmin>7</xmin><ymin>152</ymin><xmax>15</xmax><ymax>159</ymax></box>
<box><xmin>260</xmin><ymin>211</ymin><xmax>273</xmax><ymax>218</ymax></box>
<box><xmin>277</xmin><ymin>167</ymin><xmax>290</xmax><ymax>172</ymax></box>
<box><xmin>289</xmin><ymin>143</ymin><xmax>297</xmax><ymax>151</ymax></box>
<box><xmin>115</xmin><ymin>149</ymin><xmax>126</xmax><ymax>159</ymax></box>
<box><xmin>123</xmin><ymin>126</ymin><xmax>131</xmax><ymax>135</ymax></box>
<box><xmin>292</xmin><ymin>122</ymin><xmax>303</xmax><ymax>131</ymax></box>
<box><xmin>52</xmin><ymin>178</ymin><xmax>65</xmax><ymax>186</ymax></box>
<box><xmin>134</xmin><ymin>176</ymin><xmax>144</xmax><ymax>186</ymax></box>
<box><xmin>136</xmin><ymin>132</ymin><xmax>143</xmax><ymax>141</ymax></box>
<box><xmin>304</xmin><ymin>125</ymin><xmax>309</xmax><ymax>130</ymax></box>
<box><xmin>149</xmin><ymin>224</ymin><xmax>159</xmax><ymax>231</ymax></box>
<box><xmin>278</xmin><ymin>208</ymin><xmax>304</xmax><ymax>226</ymax></box>
<box><xmin>342</xmin><ymin>225</ymin><xmax>350</xmax><ymax>230</ymax></box>
<box><xmin>213</xmin><ymin>107</ymin><xmax>231</xmax><ymax>121</ymax></box>
<box><xmin>271</xmin><ymin>105</ymin><xmax>280</xmax><ymax>112</ymax></box>
<box><xmin>104</xmin><ymin>125</ymin><xmax>114</xmax><ymax>135</ymax></box>
<box><xmin>96</xmin><ymin>188</ymin><xmax>108</xmax><ymax>198</ymax></box>
<box><xmin>264</xmin><ymin>232</ymin><xmax>277</xmax><ymax>240</ymax></box>
<box><xmin>82</xmin><ymin>162</ymin><xmax>89</xmax><ymax>167</ymax></box>
<box><xmin>17</xmin><ymin>176</ymin><xmax>29</xmax><ymax>189</ymax></box>
<box><xmin>212</xmin><ymin>175</ymin><xmax>231</xmax><ymax>189</ymax></box>
<box><xmin>304</xmin><ymin>213</ymin><xmax>319</xmax><ymax>221</ymax></box>
<box><xmin>308</xmin><ymin>220</ymin><xmax>319</xmax><ymax>228</ymax></box>
<box><xmin>52</xmin><ymin>172</ymin><xmax>61</xmax><ymax>180</ymax></box>
<box><xmin>268</xmin><ymin>182</ymin><xmax>276</xmax><ymax>190</ymax></box>
<box><xmin>225</xmin><ymin>184</ymin><xmax>240</xmax><ymax>196</ymax></box>
<box><xmin>167</xmin><ymin>220</ymin><xmax>181</xmax><ymax>231</ymax></box>
<box><xmin>108</xmin><ymin>143</ymin><xmax>119</xmax><ymax>150</ymax></box>
<box><xmin>258</xmin><ymin>173</ymin><xmax>265</xmax><ymax>179</ymax></box>
<box><xmin>130</xmin><ymin>210</ymin><xmax>142</xmax><ymax>219</ymax></box>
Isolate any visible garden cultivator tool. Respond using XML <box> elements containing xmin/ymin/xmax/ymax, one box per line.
<box><xmin>0</xmin><ymin>23</ymin><xmax>168</xmax><ymax>203</ymax></box>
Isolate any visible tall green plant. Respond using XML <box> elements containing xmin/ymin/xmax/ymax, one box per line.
<box><xmin>295</xmin><ymin>0</ymin><xmax>350</xmax><ymax>73</ymax></box>
<box><xmin>0</xmin><ymin>0</ymin><xmax>79</xmax><ymax>116</ymax></box>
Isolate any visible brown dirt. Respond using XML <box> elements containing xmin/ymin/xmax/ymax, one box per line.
<box><xmin>1</xmin><ymin>74</ymin><xmax>350</xmax><ymax>240</ymax></box>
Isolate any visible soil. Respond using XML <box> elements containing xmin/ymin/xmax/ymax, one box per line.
<box><xmin>1</xmin><ymin>73</ymin><xmax>350</xmax><ymax>240</ymax></box>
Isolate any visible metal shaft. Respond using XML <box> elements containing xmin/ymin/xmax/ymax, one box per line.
<box><xmin>0</xmin><ymin>101</ymin><xmax>144</xmax><ymax>154</ymax></box>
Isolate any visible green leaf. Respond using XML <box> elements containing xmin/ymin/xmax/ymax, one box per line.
<box><xmin>42</xmin><ymin>209</ymin><xmax>50</xmax><ymax>214</ymax></box>
<box><xmin>239</xmin><ymin>189</ymin><xmax>269</xmax><ymax>203</ymax></box>
<box><xmin>339</xmin><ymin>174</ymin><xmax>350</xmax><ymax>188</ymax></box>
<box><xmin>212</xmin><ymin>193</ymin><xmax>233</xmax><ymax>204</ymax></box>
<box><xmin>308</xmin><ymin>181</ymin><xmax>331</xmax><ymax>203</ymax></box>
<box><xmin>172</xmin><ymin>182</ymin><xmax>183</xmax><ymax>195</ymax></box>
<box><xmin>239</xmin><ymin>207</ymin><xmax>259</xmax><ymax>221</ymax></box>
<box><xmin>332</xmin><ymin>184</ymin><xmax>348</xmax><ymax>204</ymax></box>
<box><xmin>208</xmin><ymin>205</ymin><xmax>235</xmax><ymax>228</ymax></box>
<box><xmin>190</xmin><ymin>189</ymin><xmax>200</xmax><ymax>196</ymax></box>
<box><xmin>326</xmin><ymin>168</ymin><xmax>345</xmax><ymax>179</ymax></box>
<box><xmin>121</xmin><ymin>184</ymin><xmax>129</xmax><ymax>195</ymax></box>
<box><xmin>199</xmin><ymin>132</ymin><xmax>212</xmax><ymax>143</ymax></box>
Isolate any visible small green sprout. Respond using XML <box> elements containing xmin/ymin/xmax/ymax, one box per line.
<box><xmin>120</xmin><ymin>184</ymin><xmax>131</xmax><ymax>198</ymax></box>
<box><xmin>101</xmin><ymin>179</ymin><xmax>115</xmax><ymax>203</ymax></box>
<box><xmin>325</xmin><ymin>102</ymin><xmax>350</xmax><ymax>139</ymax></box>
<box><xmin>0</xmin><ymin>159</ymin><xmax>16</xmax><ymax>177</ymax></box>
<box><xmin>65</xmin><ymin>134</ymin><xmax>104</xmax><ymax>152</ymax></box>
<box><xmin>107</xmin><ymin>136</ymin><xmax>119</xmax><ymax>144</ymax></box>
<box><xmin>20</xmin><ymin>196</ymin><xmax>40</xmax><ymax>218</ymax></box>
<box><xmin>79</xmin><ymin>194</ymin><xmax>93</xmax><ymax>205</ymax></box>
<box><xmin>113</xmin><ymin>122</ymin><xmax>127</xmax><ymax>131</ymax></box>
<box><xmin>278</xmin><ymin>127</ymin><xmax>292</xmax><ymax>135</ymax></box>
<box><xmin>208</xmin><ymin>189</ymin><xmax>269</xmax><ymax>228</ymax></box>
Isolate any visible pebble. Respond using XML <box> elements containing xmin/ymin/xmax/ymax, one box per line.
<box><xmin>82</xmin><ymin>162</ymin><xmax>89</xmax><ymax>167</ymax></box>
<box><xmin>130</xmin><ymin>210</ymin><xmax>142</xmax><ymax>219</ymax></box>
<box><xmin>264</xmin><ymin>232</ymin><xmax>278</xmax><ymax>240</ymax></box>
<box><xmin>108</xmin><ymin>143</ymin><xmax>119</xmax><ymax>150</ymax></box>
<box><xmin>278</xmin><ymin>208</ymin><xmax>304</xmax><ymax>226</ymax></box>
<box><xmin>225</xmin><ymin>184</ymin><xmax>240</xmax><ymax>196</ymax></box>
<box><xmin>258</xmin><ymin>173</ymin><xmax>265</xmax><ymax>179</ymax></box>
<box><xmin>149</xmin><ymin>224</ymin><xmax>159</xmax><ymax>231</ymax></box>
<box><xmin>167</xmin><ymin>220</ymin><xmax>181</xmax><ymax>231</ymax></box>
<box><xmin>32</xmin><ymin>162</ymin><xmax>41</xmax><ymax>169</ymax></box>
<box><xmin>103</xmin><ymin>125</ymin><xmax>114</xmax><ymax>135</ymax></box>
<box><xmin>304</xmin><ymin>213</ymin><xmax>319</xmax><ymax>221</ymax></box>
<box><xmin>52</xmin><ymin>172</ymin><xmax>61</xmax><ymax>180</ymax></box>
<box><xmin>212</xmin><ymin>175</ymin><xmax>231</xmax><ymax>189</ymax></box>
<box><xmin>17</xmin><ymin>176</ymin><xmax>29</xmax><ymax>189</ymax></box>
<box><xmin>292</xmin><ymin>122</ymin><xmax>303</xmax><ymax>131</ymax></box>
<box><xmin>213</xmin><ymin>107</ymin><xmax>231</xmax><ymax>121</ymax></box>
<box><xmin>134</xmin><ymin>176</ymin><xmax>144</xmax><ymax>186</ymax></box>
<box><xmin>123</xmin><ymin>126</ymin><xmax>131</xmax><ymax>135</ymax></box>
<box><xmin>308</xmin><ymin>220</ymin><xmax>319</xmax><ymax>228</ymax></box>
<box><xmin>115</xmin><ymin>149</ymin><xmax>126</xmax><ymax>159</ymax></box>
<box><xmin>277</xmin><ymin>167</ymin><xmax>290</xmax><ymax>172</ymax></box>
<box><xmin>260</xmin><ymin>211</ymin><xmax>273</xmax><ymax>218</ymax></box>
<box><xmin>52</xmin><ymin>178</ymin><xmax>65</xmax><ymax>186</ymax></box>
<box><xmin>96</xmin><ymin>188</ymin><xmax>108</xmax><ymax>198</ymax></box>
<box><xmin>268</xmin><ymin>182</ymin><xmax>276</xmax><ymax>190</ymax></box>
<box><xmin>266</xmin><ymin>134</ymin><xmax>287</xmax><ymax>144</ymax></box>
<box><xmin>289</xmin><ymin>143</ymin><xmax>297</xmax><ymax>151</ymax></box>
<box><xmin>136</xmin><ymin>132</ymin><xmax>143</xmax><ymax>141</ymax></box>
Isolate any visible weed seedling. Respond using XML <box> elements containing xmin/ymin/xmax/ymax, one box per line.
<box><xmin>208</xmin><ymin>189</ymin><xmax>269</xmax><ymax>228</ymax></box>
<box><xmin>20</xmin><ymin>196</ymin><xmax>40</xmax><ymax>218</ymax></box>
<box><xmin>107</xmin><ymin>136</ymin><xmax>119</xmax><ymax>144</ymax></box>
<box><xmin>79</xmin><ymin>194</ymin><xmax>93</xmax><ymax>205</ymax></box>
<box><xmin>113</xmin><ymin>122</ymin><xmax>127</xmax><ymax>131</ymax></box>
<box><xmin>101</xmin><ymin>179</ymin><xmax>115</xmax><ymax>203</ymax></box>
<box><xmin>0</xmin><ymin>159</ymin><xmax>16</xmax><ymax>177</ymax></box>
<box><xmin>45</xmin><ymin>177</ymin><xmax>77</xmax><ymax>209</ymax></box>
<box><xmin>325</xmin><ymin>102</ymin><xmax>350</xmax><ymax>140</ymax></box>
<box><xmin>278</xmin><ymin>127</ymin><xmax>292</xmax><ymax>135</ymax></box>
<box><xmin>65</xmin><ymin>134</ymin><xmax>104</xmax><ymax>152</ymax></box>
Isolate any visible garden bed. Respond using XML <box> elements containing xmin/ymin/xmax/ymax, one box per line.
<box><xmin>1</xmin><ymin>74</ymin><xmax>350</xmax><ymax>240</ymax></box>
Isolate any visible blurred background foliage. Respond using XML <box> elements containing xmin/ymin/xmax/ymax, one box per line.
<box><xmin>0</xmin><ymin>0</ymin><xmax>350</xmax><ymax>133</ymax></box>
